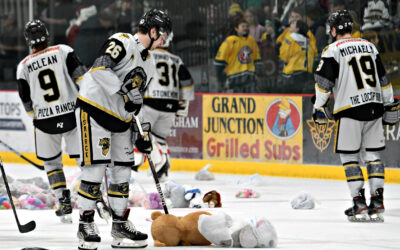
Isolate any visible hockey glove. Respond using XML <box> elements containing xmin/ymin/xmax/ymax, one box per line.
<box><xmin>383</xmin><ymin>99</ymin><xmax>400</xmax><ymax>125</ymax></box>
<box><xmin>311</xmin><ymin>95</ymin><xmax>333</xmax><ymax>125</ymax></box>
<box><xmin>176</xmin><ymin>100</ymin><xmax>189</xmax><ymax>117</ymax></box>
<box><xmin>312</xmin><ymin>107</ymin><xmax>330</xmax><ymax>125</ymax></box>
<box><xmin>133</xmin><ymin>122</ymin><xmax>153</xmax><ymax>154</ymax></box>
<box><xmin>120</xmin><ymin>79</ymin><xmax>143</xmax><ymax>115</ymax></box>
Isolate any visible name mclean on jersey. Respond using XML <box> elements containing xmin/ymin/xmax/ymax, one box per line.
<box><xmin>37</xmin><ymin>101</ymin><xmax>75</xmax><ymax>118</ymax></box>
<box><xmin>27</xmin><ymin>55</ymin><xmax>58</xmax><ymax>73</ymax></box>
<box><xmin>339</xmin><ymin>44</ymin><xmax>374</xmax><ymax>57</ymax></box>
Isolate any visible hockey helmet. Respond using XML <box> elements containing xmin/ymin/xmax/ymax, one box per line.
<box><xmin>139</xmin><ymin>9</ymin><xmax>172</xmax><ymax>39</ymax></box>
<box><xmin>24</xmin><ymin>19</ymin><xmax>49</xmax><ymax>47</ymax></box>
<box><xmin>327</xmin><ymin>10</ymin><xmax>353</xmax><ymax>36</ymax></box>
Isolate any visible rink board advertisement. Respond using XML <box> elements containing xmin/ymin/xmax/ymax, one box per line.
<box><xmin>302</xmin><ymin>96</ymin><xmax>400</xmax><ymax>168</ymax></box>
<box><xmin>201</xmin><ymin>94</ymin><xmax>303</xmax><ymax>163</ymax></box>
<box><xmin>166</xmin><ymin>94</ymin><xmax>202</xmax><ymax>159</ymax></box>
<box><xmin>0</xmin><ymin>90</ymin><xmax>35</xmax><ymax>153</ymax></box>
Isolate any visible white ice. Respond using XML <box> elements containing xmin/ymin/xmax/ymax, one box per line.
<box><xmin>1</xmin><ymin>163</ymin><xmax>400</xmax><ymax>250</ymax></box>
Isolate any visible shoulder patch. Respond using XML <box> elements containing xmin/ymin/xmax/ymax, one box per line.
<box><xmin>321</xmin><ymin>45</ymin><xmax>329</xmax><ymax>55</ymax></box>
<box><xmin>119</xmin><ymin>33</ymin><xmax>130</xmax><ymax>39</ymax></box>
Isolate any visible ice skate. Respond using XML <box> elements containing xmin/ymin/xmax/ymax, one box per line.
<box><xmin>344</xmin><ymin>189</ymin><xmax>369</xmax><ymax>222</ymax></box>
<box><xmin>77</xmin><ymin>210</ymin><xmax>101</xmax><ymax>250</ymax></box>
<box><xmin>368</xmin><ymin>188</ymin><xmax>385</xmax><ymax>222</ymax></box>
<box><xmin>111</xmin><ymin>208</ymin><xmax>148</xmax><ymax>248</ymax></box>
<box><xmin>55</xmin><ymin>189</ymin><xmax>72</xmax><ymax>223</ymax></box>
<box><xmin>96</xmin><ymin>193</ymin><xmax>111</xmax><ymax>223</ymax></box>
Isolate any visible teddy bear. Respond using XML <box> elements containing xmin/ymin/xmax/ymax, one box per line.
<box><xmin>202</xmin><ymin>190</ymin><xmax>221</xmax><ymax>208</ymax></box>
<box><xmin>163</xmin><ymin>181</ymin><xmax>204</xmax><ymax>208</ymax></box>
<box><xmin>151</xmin><ymin>211</ymin><xmax>277</xmax><ymax>248</ymax></box>
<box><xmin>151</xmin><ymin>211</ymin><xmax>211</xmax><ymax>247</ymax></box>
<box><xmin>198</xmin><ymin>212</ymin><xmax>278</xmax><ymax>248</ymax></box>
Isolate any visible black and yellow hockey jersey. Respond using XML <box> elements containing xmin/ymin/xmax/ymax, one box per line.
<box><xmin>214</xmin><ymin>34</ymin><xmax>262</xmax><ymax>86</ymax></box>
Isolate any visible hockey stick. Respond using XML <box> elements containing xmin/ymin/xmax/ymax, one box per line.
<box><xmin>0</xmin><ymin>139</ymin><xmax>44</xmax><ymax>170</ymax></box>
<box><xmin>0</xmin><ymin>157</ymin><xmax>36</xmax><ymax>233</ymax></box>
<box><xmin>133</xmin><ymin>115</ymin><xmax>169</xmax><ymax>214</ymax></box>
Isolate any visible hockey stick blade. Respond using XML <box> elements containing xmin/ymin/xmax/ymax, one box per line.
<box><xmin>0</xmin><ymin>158</ymin><xmax>36</xmax><ymax>233</ymax></box>
<box><xmin>133</xmin><ymin>115</ymin><xmax>169</xmax><ymax>214</ymax></box>
<box><xmin>0</xmin><ymin>139</ymin><xmax>44</xmax><ymax>170</ymax></box>
<box><xmin>18</xmin><ymin>220</ymin><xmax>36</xmax><ymax>233</ymax></box>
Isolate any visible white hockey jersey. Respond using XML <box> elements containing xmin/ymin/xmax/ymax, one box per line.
<box><xmin>77</xmin><ymin>33</ymin><xmax>155</xmax><ymax>132</ymax></box>
<box><xmin>16</xmin><ymin>44</ymin><xmax>85</xmax><ymax>133</ymax></box>
<box><xmin>144</xmin><ymin>49</ymin><xmax>194</xmax><ymax>112</ymax></box>
<box><xmin>314</xmin><ymin>38</ymin><xmax>393</xmax><ymax>120</ymax></box>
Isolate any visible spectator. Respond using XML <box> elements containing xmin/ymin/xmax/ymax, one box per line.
<box><xmin>229</xmin><ymin>2</ymin><xmax>244</xmax><ymax>18</ymax></box>
<box><xmin>362</xmin><ymin>30</ymin><xmax>379</xmax><ymax>47</ymax></box>
<box><xmin>278</xmin><ymin>20</ymin><xmax>317</xmax><ymax>93</ymax></box>
<box><xmin>117</xmin><ymin>0</ymin><xmax>134</xmax><ymax>33</ymax></box>
<box><xmin>214</xmin><ymin>18</ymin><xmax>263</xmax><ymax>93</ymax></box>
<box><xmin>260</xmin><ymin>19</ymin><xmax>279</xmax><ymax>92</ymax></box>
<box><xmin>73</xmin><ymin>7</ymin><xmax>116</xmax><ymax>66</ymax></box>
<box><xmin>0</xmin><ymin>13</ymin><xmax>26</xmax><ymax>80</ymax></box>
<box><xmin>245</xmin><ymin>7</ymin><xmax>266</xmax><ymax>44</ymax></box>
<box><xmin>361</xmin><ymin>0</ymin><xmax>391</xmax><ymax>31</ymax></box>
<box><xmin>349</xmin><ymin>10</ymin><xmax>361</xmax><ymax>38</ymax></box>
<box><xmin>40</xmin><ymin>0</ymin><xmax>76</xmax><ymax>45</ymax></box>
<box><xmin>305</xmin><ymin>5</ymin><xmax>328</xmax><ymax>53</ymax></box>
<box><xmin>276</xmin><ymin>6</ymin><xmax>307</xmax><ymax>45</ymax></box>
<box><xmin>280</xmin><ymin>0</ymin><xmax>318</xmax><ymax>27</ymax></box>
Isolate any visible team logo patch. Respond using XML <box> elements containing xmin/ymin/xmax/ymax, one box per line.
<box><xmin>307</xmin><ymin>119</ymin><xmax>335</xmax><ymax>152</ymax></box>
<box><xmin>238</xmin><ymin>46</ymin><xmax>252</xmax><ymax>64</ymax></box>
<box><xmin>119</xmin><ymin>183</ymin><xmax>129</xmax><ymax>194</ymax></box>
<box><xmin>98</xmin><ymin>138</ymin><xmax>110</xmax><ymax>156</ymax></box>
<box><xmin>88</xmin><ymin>184</ymin><xmax>100</xmax><ymax>196</ymax></box>
<box><xmin>124</xmin><ymin>67</ymin><xmax>148</xmax><ymax>92</ymax></box>
<box><xmin>265</xmin><ymin>97</ymin><xmax>301</xmax><ymax>139</ymax></box>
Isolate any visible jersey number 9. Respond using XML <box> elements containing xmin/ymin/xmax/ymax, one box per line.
<box><xmin>38</xmin><ymin>69</ymin><xmax>60</xmax><ymax>102</ymax></box>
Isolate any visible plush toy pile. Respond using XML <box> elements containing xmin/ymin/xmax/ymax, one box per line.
<box><xmin>151</xmin><ymin>211</ymin><xmax>277</xmax><ymax>248</ymax></box>
<box><xmin>0</xmin><ymin>175</ymin><xmax>54</xmax><ymax>210</ymax></box>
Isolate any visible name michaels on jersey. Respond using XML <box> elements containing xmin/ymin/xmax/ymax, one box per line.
<box><xmin>27</xmin><ymin>55</ymin><xmax>58</xmax><ymax>73</ymax></box>
<box><xmin>339</xmin><ymin>44</ymin><xmax>374</xmax><ymax>57</ymax></box>
<box><xmin>37</xmin><ymin>101</ymin><xmax>75</xmax><ymax>119</ymax></box>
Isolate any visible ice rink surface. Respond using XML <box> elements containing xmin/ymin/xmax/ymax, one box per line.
<box><xmin>1</xmin><ymin>163</ymin><xmax>400</xmax><ymax>250</ymax></box>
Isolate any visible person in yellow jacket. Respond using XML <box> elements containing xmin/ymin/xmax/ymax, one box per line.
<box><xmin>214</xmin><ymin>18</ymin><xmax>263</xmax><ymax>93</ymax></box>
<box><xmin>278</xmin><ymin>20</ymin><xmax>317</xmax><ymax>93</ymax></box>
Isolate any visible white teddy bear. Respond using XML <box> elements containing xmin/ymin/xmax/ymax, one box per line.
<box><xmin>198</xmin><ymin>212</ymin><xmax>277</xmax><ymax>248</ymax></box>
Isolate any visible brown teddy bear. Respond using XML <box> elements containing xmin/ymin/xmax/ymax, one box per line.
<box><xmin>151</xmin><ymin>211</ymin><xmax>212</xmax><ymax>247</ymax></box>
<box><xmin>203</xmin><ymin>190</ymin><xmax>221</xmax><ymax>208</ymax></box>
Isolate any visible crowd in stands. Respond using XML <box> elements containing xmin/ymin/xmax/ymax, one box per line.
<box><xmin>0</xmin><ymin>0</ymin><xmax>399</xmax><ymax>94</ymax></box>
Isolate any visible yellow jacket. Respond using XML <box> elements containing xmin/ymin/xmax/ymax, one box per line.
<box><xmin>214</xmin><ymin>35</ymin><xmax>262</xmax><ymax>77</ymax></box>
<box><xmin>279</xmin><ymin>32</ymin><xmax>317</xmax><ymax>74</ymax></box>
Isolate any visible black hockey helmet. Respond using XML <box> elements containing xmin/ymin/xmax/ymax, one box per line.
<box><xmin>138</xmin><ymin>9</ymin><xmax>172</xmax><ymax>40</ymax></box>
<box><xmin>327</xmin><ymin>10</ymin><xmax>353</xmax><ymax>36</ymax></box>
<box><xmin>24</xmin><ymin>19</ymin><xmax>49</xmax><ymax>48</ymax></box>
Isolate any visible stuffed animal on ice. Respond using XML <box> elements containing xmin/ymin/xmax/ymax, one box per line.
<box><xmin>151</xmin><ymin>211</ymin><xmax>211</xmax><ymax>246</ymax></box>
<box><xmin>151</xmin><ymin>211</ymin><xmax>277</xmax><ymax>248</ymax></box>
<box><xmin>203</xmin><ymin>190</ymin><xmax>222</xmax><ymax>208</ymax></box>
<box><xmin>164</xmin><ymin>181</ymin><xmax>204</xmax><ymax>208</ymax></box>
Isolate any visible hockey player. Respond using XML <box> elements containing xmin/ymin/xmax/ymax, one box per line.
<box><xmin>74</xmin><ymin>9</ymin><xmax>171</xmax><ymax>249</ymax></box>
<box><xmin>313</xmin><ymin>10</ymin><xmax>395</xmax><ymax>222</ymax></box>
<box><xmin>16</xmin><ymin>20</ymin><xmax>87</xmax><ymax>223</ymax></box>
<box><xmin>133</xmin><ymin>31</ymin><xmax>194</xmax><ymax>180</ymax></box>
